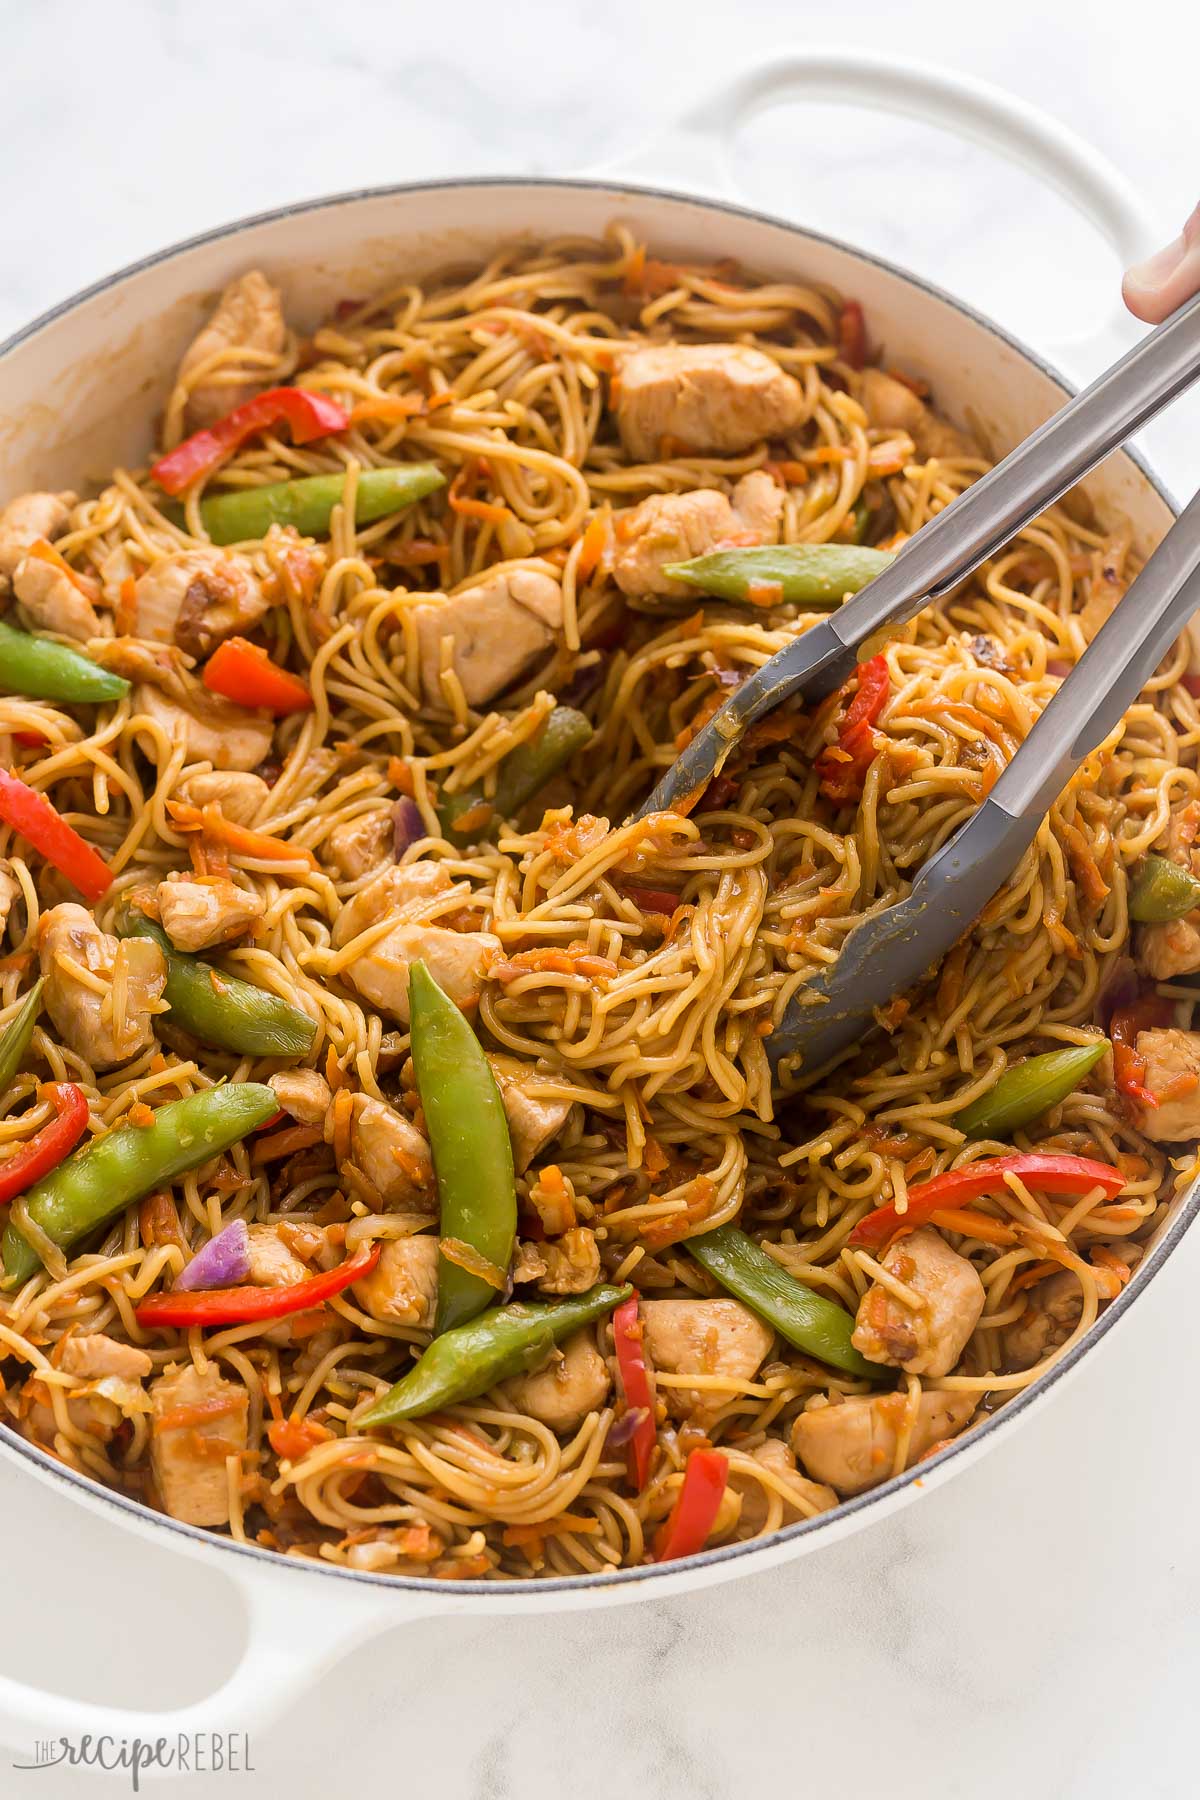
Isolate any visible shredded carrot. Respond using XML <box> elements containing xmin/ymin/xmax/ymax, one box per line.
<box><xmin>439</xmin><ymin>1236</ymin><xmax>507</xmax><ymax>1290</ymax></box>
<box><xmin>576</xmin><ymin>509</ymin><xmax>610</xmax><ymax>583</ymax></box>
<box><xmin>116</xmin><ymin>574</ymin><xmax>139</xmax><ymax>634</ymax></box>
<box><xmin>502</xmin><ymin>1514</ymin><xmax>600</xmax><ymax>1547</ymax></box>
<box><xmin>166</xmin><ymin>800</ymin><xmax>318</xmax><ymax>868</ymax></box>
<box><xmin>251</xmin><ymin>1124</ymin><xmax>324</xmax><ymax>1164</ymax></box>
<box><xmin>489</xmin><ymin>947</ymin><xmax>618</xmax><ymax>982</ymax></box>
<box><xmin>1061</xmin><ymin>821</ymin><xmax>1110</xmax><ymax>908</ymax></box>
<box><xmin>433</xmin><ymin>1554</ymin><xmax>492</xmax><ymax>1580</ymax></box>
<box><xmin>25</xmin><ymin>538</ymin><xmax>100</xmax><ymax>602</ymax></box>
<box><xmin>154</xmin><ymin>1396</ymin><xmax>245</xmax><ymax>1433</ymax></box>
<box><xmin>389</xmin><ymin>537</ymin><xmax>450</xmax><ymax>573</ymax></box>
<box><xmin>349</xmin><ymin>394</ymin><xmax>424</xmax><ymax>426</ymax></box>
<box><xmin>448</xmin><ymin>459</ymin><xmax>512</xmax><ymax>526</ymax></box>
<box><xmin>332</xmin><ymin>1087</ymin><xmax>353</xmax><ymax>1170</ymax></box>
<box><xmin>1090</xmin><ymin>1245</ymin><xmax>1132</xmax><ymax>1285</ymax></box>
<box><xmin>929</xmin><ymin>1206</ymin><xmax>1016</xmax><ymax>1246</ymax></box>
<box><xmin>267</xmin><ymin>1416</ymin><xmax>333</xmax><ymax>1460</ymax></box>
<box><xmin>804</xmin><ymin>445</ymin><xmax>851</xmax><ymax>466</ymax></box>
<box><xmin>1009</xmin><ymin>1258</ymin><xmax>1061</xmax><ymax>1294</ymax></box>
<box><xmin>744</xmin><ymin>580</ymin><xmax>785</xmax><ymax>608</ymax></box>
<box><xmin>126</xmin><ymin>1102</ymin><xmax>155</xmax><ymax>1129</ymax></box>
<box><xmin>937</xmin><ymin>941</ymin><xmax>970</xmax><ymax>1016</ymax></box>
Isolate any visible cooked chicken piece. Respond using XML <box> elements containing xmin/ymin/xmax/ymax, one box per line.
<box><xmin>134</xmin><ymin>549</ymin><xmax>270</xmax><ymax>657</ymax></box>
<box><xmin>176</xmin><ymin>270</ymin><xmax>287</xmax><ymax>429</ymax></box>
<box><xmin>57</xmin><ymin>1333</ymin><xmax>153</xmax><ymax>1382</ymax></box>
<box><xmin>13</xmin><ymin>552</ymin><xmax>102</xmax><ymax>641</ymax></box>
<box><xmin>0</xmin><ymin>491</ymin><xmax>75</xmax><ymax>583</ymax></box>
<box><xmin>616</xmin><ymin>343</ymin><xmax>806</xmax><ymax>460</ymax></box>
<box><xmin>534</xmin><ymin>1226</ymin><xmax>600</xmax><ymax>1295</ymax></box>
<box><xmin>859</xmin><ymin>367</ymin><xmax>976</xmax><ymax>462</ymax></box>
<box><xmin>325</xmin><ymin>809</ymin><xmax>392</xmax><ymax>881</ymax></box>
<box><xmin>1078</xmin><ymin>533</ymin><xmax>1131</xmax><ymax>641</ymax></box>
<box><xmin>268</xmin><ymin>1067</ymin><xmax>333</xmax><ymax>1125</ymax></box>
<box><xmin>505</xmin><ymin>1328</ymin><xmax>612</xmax><ymax>1433</ymax></box>
<box><xmin>331</xmin><ymin>862</ymin><xmax>498</xmax><ymax>1024</ymax></box>
<box><xmin>612</xmin><ymin>471</ymin><xmax>784</xmax><ymax>600</ymax></box>
<box><xmin>245</xmin><ymin>1224</ymin><xmax>310</xmax><ymax>1288</ymax></box>
<box><xmin>1133</xmin><ymin>1027</ymin><xmax>1200</xmax><ymax>1139</ymax></box>
<box><xmin>0</xmin><ymin>861</ymin><xmax>20</xmax><ymax>938</ymax></box>
<box><xmin>39</xmin><ymin>903</ymin><xmax>166</xmax><ymax>1069</ymax></box>
<box><xmin>486</xmin><ymin>1053</ymin><xmax>574</xmax><ymax>1173</ymax></box>
<box><xmin>413</xmin><ymin>568</ymin><xmax>563</xmax><ymax>708</ymax></box>
<box><xmin>348</xmin><ymin>1094</ymin><xmax>435</xmax><ymax>1208</ymax></box>
<box><xmin>640</xmin><ymin>1298</ymin><xmax>774</xmax><ymax>1422</ymax></box>
<box><xmin>1003</xmin><ymin>1270</ymin><xmax>1084</xmax><ymax>1370</ymax></box>
<box><xmin>156</xmin><ymin>872</ymin><xmax>264</xmax><ymax>952</ymax></box>
<box><xmin>1137</xmin><ymin>915</ymin><xmax>1200</xmax><ymax>980</ymax></box>
<box><xmin>177</xmin><ymin>768</ymin><xmax>270</xmax><ymax>825</ymax></box>
<box><xmin>851</xmin><ymin>1228</ymin><xmax>985</xmax><ymax>1378</ymax></box>
<box><xmin>20</xmin><ymin>1374</ymin><xmax>143</xmax><ymax>1447</ymax></box>
<box><xmin>135</xmin><ymin>675</ymin><xmax>273</xmax><ymax>772</ymax></box>
<box><xmin>149</xmin><ymin>1363</ymin><xmax>249</xmax><ymax>1527</ymax></box>
<box><xmin>792</xmin><ymin>1390</ymin><xmax>976</xmax><ymax>1496</ymax></box>
<box><xmin>731</xmin><ymin>1437</ymin><xmax>837</xmax><ymax>1534</ymax></box>
<box><xmin>352</xmin><ymin>1233</ymin><xmax>439</xmax><ymax>1326</ymax></box>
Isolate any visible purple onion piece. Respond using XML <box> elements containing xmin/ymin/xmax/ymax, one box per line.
<box><xmin>606</xmin><ymin>1406</ymin><xmax>650</xmax><ymax>1449</ymax></box>
<box><xmin>1046</xmin><ymin>659</ymin><xmax>1072</xmax><ymax>678</ymax></box>
<box><xmin>175</xmin><ymin>1219</ymin><xmax>251</xmax><ymax>1291</ymax></box>
<box><xmin>711</xmin><ymin>666</ymin><xmax>746</xmax><ymax>690</ymax></box>
<box><xmin>392</xmin><ymin>796</ymin><xmax>425</xmax><ymax>858</ymax></box>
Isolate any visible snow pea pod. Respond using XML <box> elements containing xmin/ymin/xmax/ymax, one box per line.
<box><xmin>175</xmin><ymin>463</ymin><xmax>445</xmax><ymax>546</ymax></box>
<box><xmin>2</xmin><ymin>1081</ymin><xmax>278</xmax><ymax>1286</ymax></box>
<box><xmin>407</xmin><ymin>959</ymin><xmax>516</xmax><ymax>1333</ymax></box>
<box><xmin>687</xmin><ymin>1223</ymin><xmax>878</xmax><ymax>1378</ymax></box>
<box><xmin>953</xmin><ymin>1041</ymin><xmax>1109</xmax><ymax>1140</ymax></box>
<box><xmin>439</xmin><ymin>705</ymin><xmax>593</xmax><ymax>843</ymax></box>
<box><xmin>0</xmin><ymin>980</ymin><xmax>43</xmax><ymax>1096</ymax></box>
<box><xmin>1128</xmin><ymin>854</ymin><xmax>1200</xmax><ymax>922</ymax></box>
<box><xmin>358</xmin><ymin>1283</ymin><xmax>632</xmax><ymax>1426</ymax></box>
<box><xmin>114</xmin><ymin>908</ymin><xmax>316</xmax><ymax>1056</ymax></box>
<box><xmin>663</xmin><ymin>542</ymin><xmax>894</xmax><ymax>609</ymax></box>
<box><xmin>0</xmin><ymin>619</ymin><xmax>129</xmax><ymax>704</ymax></box>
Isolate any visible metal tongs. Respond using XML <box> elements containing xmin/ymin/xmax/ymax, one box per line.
<box><xmin>633</xmin><ymin>291</ymin><xmax>1200</xmax><ymax>1075</ymax></box>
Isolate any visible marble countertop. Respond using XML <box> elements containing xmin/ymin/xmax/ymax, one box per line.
<box><xmin>2</xmin><ymin>1</ymin><xmax>1198</xmax><ymax>1794</ymax></box>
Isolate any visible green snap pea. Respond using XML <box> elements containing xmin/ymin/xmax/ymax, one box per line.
<box><xmin>2</xmin><ymin>1081</ymin><xmax>278</xmax><ymax>1286</ymax></box>
<box><xmin>0</xmin><ymin>619</ymin><xmax>129</xmax><ymax>704</ymax></box>
<box><xmin>439</xmin><ymin>706</ymin><xmax>593</xmax><ymax>843</ymax></box>
<box><xmin>1128</xmin><ymin>854</ymin><xmax>1200</xmax><ymax>923</ymax></box>
<box><xmin>687</xmin><ymin>1223</ymin><xmax>878</xmax><ymax>1378</ymax></box>
<box><xmin>114</xmin><ymin>908</ymin><xmax>316</xmax><ymax>1056</ymax></box>
<box><xmin>953</xmin><ymin>1042</ymin><xmax>1109</xmax><ymax>1140</ymax></box>
<box><xmin>174</xmin><ymin>463</ymin><xmax>445</xmax><ymax>546</ymax></box>
<box><xmin>358</xmin><ymin>1283</ymin><xmax>632</xmax><ymax>1427</ymax></box>
<box><xmin>663</xmin><ymin>542</ymin><xmax>894</xmax><ymax>609</ymax></box>
<box><xmin>0</xmin><ymin>979</ymin><xmax>42</xmax><ymax>1096</ymax></box>
<box><xmin>408</xmin><ymin>960</ymin><xmax>516</xmax><ymax>1334</ymax></box>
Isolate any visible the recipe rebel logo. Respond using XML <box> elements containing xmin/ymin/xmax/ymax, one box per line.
<box><xmin>12</xmin><ymin>1732</ymin><xmax>255</xmax><ymax>1789</ymax></box>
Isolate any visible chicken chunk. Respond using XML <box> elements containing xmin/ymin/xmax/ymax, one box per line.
<box><xmin>486</xmin><ymin>1054</ymin><xmax>574</xmax><ymax>1173</ymax></box>
<box><xmin>39</xmin><ymin>903</ymin><xmax>166</xmax><ymax>1070</ymax></box>
<box><xmin>325</xmin><ymin>809</ymin><xmax>392</xmax><ymax>881</ymax></box>
<box><xmin>177</xmin><ymin>769</ymin><xmax>270</xmax><ymax>825</ymax></box>
<box><xmin>1133</xmin><ymin>1027</ymin><xmax>1200</xmax><ymax>1140</ymax></box>
<box><xmin>505</xmin><ymin>1328</ymin><xmax>612</xmax><ymax>1433</ymax></box>
<box><xmin>348</xmin><ymin>1094</ymin><xmax>435</xmax><ymax>1208</ymax></box>
<box><xmin>731</xmin><ymin>1437</ymin><xmax>837</xmax><ymax>1534</ymax></box>
<box><xmin>616</xmin><ymin>343</ymin><xmax>806</xmax><ymax>460</ymax></box>
<box><xmin>149</xmin><ymin>1363</ymin><xmax>249</xmax><ymax>1527</ymax></box>
<box><xmin>413</xmin><ymin>568</ymin><xmax>563</xmax><ymax>709</ymax></box>
<box><xmin>792</xmin><ymin>1390</ymin><xmax>976</xmax><ymax>1496</ymax></box>
<box><xmin>156</xmin><ymin>872</ymin><xmax>264</xmax><ymax>952</ymax></box>
<box><xmin>612</xmin><ymin>470</ymin><xmax>784</xmax><ymax>600</ymax></box>
<box><xmin>1003</xmin><ymin>1270</ymin><xmax>1084</xmax><ymax>1370</ymax></box>
<box><xmin>268</xmin><ymin>1067</ymin><xmax>332</xmax><ymax>1125</ymax></box>
<box><xmin>13</xmin><ymin>552</ymin><xmax>101</xmax><ymax>642</ymax></box>
<box><xmin>851</xmin><ymin>1228</ymin><xmax>985</xmax><ymax>1378</ymax></box>
<box><xmin>128</xmin><ymin>664</ymin><xmax>273</xmax><ymax>772</ymax></box>
<box><xmin>0</xmin><ymin>861</ymin><xmax>20</xmax><ymax>939</ymax></box>
<box><xmin>245</xmin><ymin>1224</ymin><xmax>309</xmax><ymax>1288</ymax></box>
<box><xmin>0</xmin><ymin>491</ymin><xmax>75</xmax><ymax>583</ymax></box>
<box><xmin>352</xmin><ymin>1233</ymin><xmax>439</xmax><ymax>1326</ymax></box>
<box><xmin>57</xmin><ymin>1333</ymin><xmax>153</xmax><ymax>1382</ymax></box>
<box><xmin>1136</xmin><ymin>915</ymin><xmax>1200</xmax><ymax>981</ymax></box>
<box><xmin>532</xmin><ymin>1226</ymin><xmax>600</xmax><ymax>1295</ymax></box>
<box><xmin>859</xmin><ymin>367</ymin><xmax>976</xmax><ymax>462</ymax></box>
<box><xmin>331</xmin><ymin>863</ymin><xmax>498</xmax><ymax>1024</ymax></box>
<box><xmin>176</xmin><ymin>270</ymin><xmax>287</xmax><ymax>429</ymax></box>
<box><xmin>134</xmin><ymin>549</ymin><xmax>270</xmax><ymax>658</ymax></box>
<box><xmin>640</xmin><ymin>1298</ymin><xmax>774</xmax><ymax>1422</ymax></box>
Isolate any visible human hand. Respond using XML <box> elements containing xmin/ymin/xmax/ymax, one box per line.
<box><xmin>1123</xmin><ymin>204</ymin><xmax>1200</xmax><ymax>322</ymax></box>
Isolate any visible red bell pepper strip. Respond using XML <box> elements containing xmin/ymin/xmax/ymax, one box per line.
<box><xmin>619</xmin><ymin>884</ymin><xmax>682</xmax><ymax>918</ymax></box>
<box><xmin>815</xmin><ymin>655</ymin><xmax>890</xmax><ymax>803</ymax></box>
<box><xmin>134</xmin><ymin>1242</ymin><xmax>380</xmax><ymax>1327</ymax></box>
<box><xmin>1110</xmin><ymin>996</ymin><xmax>1173</xmax><ymax>1108</ymax></box>
<box><xmin>150</xmin><ymin>387</ymin><xmax>350</xmax><ymax>496</ymax></box>
<box><xmin>612</xmin><ymin>1294</ymin><xmax>657</xmax><ymax>1490</ymax></box>
<box><xmin>0</xmin><ymin>769</ymin><xmax>112</xmax><ymax>902</ymax></box>
<box><xmin>655</xmin><ymin>1447</ymin><xmax>729</xmax><ymax>1562</ymax></box>
<box><xmin>0</xmin><ymin>1083</ymin><xmax>90</xmax><ymax>1206</ymax></box>
<box><xmin>202</xmin><ymin>637</ymin><xmax>314</xmax><ymax>715</ymax></box>
<box><xmin>838</xmin><ymin>300</ymin><xmax>867</xmax><ymax>370</ymax></box>
<box><xmin>849</xmin><ymin>1152</ymin><xmax>1125</xmax><ymax>1249</ymax></box>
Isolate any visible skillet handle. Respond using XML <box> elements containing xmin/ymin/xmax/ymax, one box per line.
<box><xmin>0</xmin><ymin>1552</ymin><xmax>436</xmax><ymax>1780</ymax></box>
<box><xmin>593</xmin><ymin>48</ymin><xmax>1160</xmax><ymax>372</ymax></box>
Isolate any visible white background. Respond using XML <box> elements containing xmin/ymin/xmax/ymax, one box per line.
<box><xmin>1</xmin><ymin>1</ymin><xmax>1198</xmax><ymax>1793</ymax></box>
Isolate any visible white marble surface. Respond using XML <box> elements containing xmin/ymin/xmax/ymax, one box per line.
<box><xmin>2</xmin><ymin>1</ymin><xmax>1199</xmax><ymax>1793</ymax></box>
